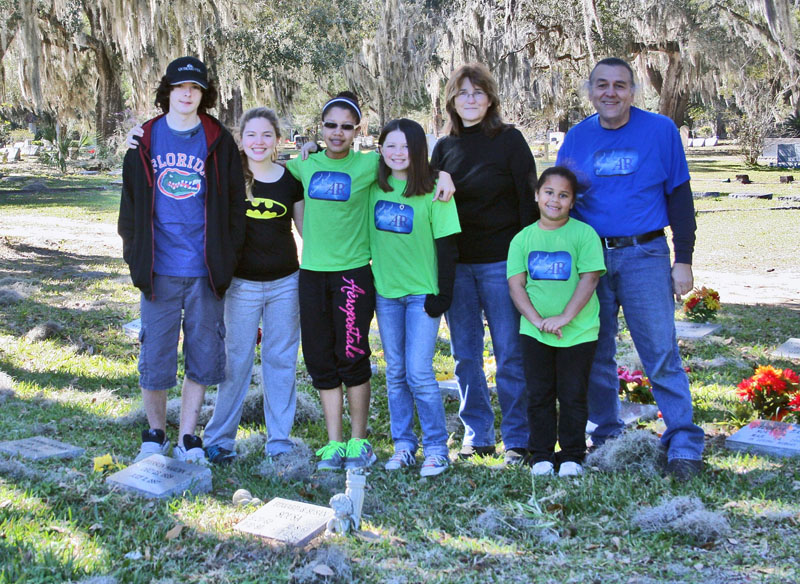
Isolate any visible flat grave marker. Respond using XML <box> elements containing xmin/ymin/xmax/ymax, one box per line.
<box><xmin>675</xmin><ymin>321</ymin><xmax>721</xmax><ymax>339</ymax></box>
<box><xmin>772</xmin><ymin>338</ymin><xmax>800</xmax><ymax>360</ymax></box>
<box><xmin>725</xmin><ymin>419</ymin><xmax>800</xmax><ymax>458</ymax></box>
<box><xmin>728</xmin><ymin>192</ymin><xmax>773</xmax><ymax>200</ymax></box>
<box><xmin>235</xmin><ymin>497</ymin><xmax>333</xmax><ymax>547</ymax></box>
<box><xmin>586</xmin><ymin>401</ymin><xmax>659</xmax><ymax>434</ymax></box>
<box><xmin>122</xmin><ymin>318</ymin><xmax>141</xmax><ymax>339</ymax></box>
<box><xmin>106</xmin><ymin>454</ymin><xmax>211</xmax><ymax>499</ymax></box>
<box><xmin>0</xmin><ymin>436</ymin><xmax>84</xmax><ymax>460</ymax></box>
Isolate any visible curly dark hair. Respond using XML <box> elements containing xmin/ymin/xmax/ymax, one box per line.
<box><xmin>154</xmin><ymin>76</ymin><xmax>218</xmax><ymax>114</ymax></box>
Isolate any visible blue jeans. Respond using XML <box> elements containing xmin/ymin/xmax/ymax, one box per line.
<box><xmin>203</xmin><ymin>273</ymin><xmax>300</xmax><ymax>456</ymax></box>
<box><xmin>589</xmin><ymin>236</ymin><xmax>704</xmax><ymax>461</ymax></box>
<box><xmin>446</xmin><ymin>261</ymin><xmax>528</xmax><ymax>450</ymax></box>
<box><xmin>376</xmin><ymin>294</ymin><xmax>448</xmax><ymax>458</ymax></box>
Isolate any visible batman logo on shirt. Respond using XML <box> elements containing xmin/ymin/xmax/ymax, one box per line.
<box><xmin>246</xmin><ymin>198</ymin><xmax>287</xmax><ymax>220</ymax></box>
<box><xmin>158</xmin><ymin>168</ymin><xmax>202</xmax><ymax>199</ymax></box>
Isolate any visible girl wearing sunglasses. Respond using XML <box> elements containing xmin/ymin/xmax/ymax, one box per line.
<box><xmin>287</xmin><ymin>92</ymin><xmax>455</xmax><ymax>471</ymax></box>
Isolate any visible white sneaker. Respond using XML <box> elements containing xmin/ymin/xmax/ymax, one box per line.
<box><xmin>530</xmin><ymin>461</ymin><xmax>555</xmax><ymax>476</ymax></box>
<box><xmin>134</xmin><ymin>428</ymin><xmax>171</xmax><ymax>463</ymax></box>
<box><xmin>558</xmin><ymin>461</ymin><xmax>583</xmax><ymax>477</ymax></box>
<box><xmin>384</xmin><ymin>449</ymin><xmax>415</xmax><ymax>470</ymax></box>
<box><xmin>173</xmin><ymin>434</ymin><xmax>208</xmax><ymax>465</ymax></box>
<box><xmin>419</xmin><ymin>455</ymin><xmax>449</xmax><ymax>477</ymax></box>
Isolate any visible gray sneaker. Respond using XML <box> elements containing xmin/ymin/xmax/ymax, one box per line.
<box><xmin>344</xmin><ymin>438</ymin><xmax>377</xmax><ymax>469</ymax></box>
<box><xmin>384</xmin><ymin>449</ymin><xmax>415</xmax><ymax>470</ymax></box>
<box><xmin>315</xmin><ymin>440</ymin><xmax>346</xmax><ymax>471</ymax></box>
<box><xmin>134</xmin><ymin>428</ymin><xmax>171</xmax><ymax>463</ymax></box>
<box><xmin>173</xmin><ymin>434</ymin><xmax>208</xmax><ymax>465</ymax></box>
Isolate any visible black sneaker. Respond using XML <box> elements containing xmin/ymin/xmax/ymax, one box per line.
<box><xmin>457</xmin><ymin>444</ymin><xmax>496</xmax><ymax>459</ymax></box>
<box><xmin>205</xmin><ymin>444</ymin><xmax>237</xmax><ymax>466</ymax></box>
<box><xmin>665</xmin><ymin>458</ymin><xmax>703</xmax><ymax>481</ymax></box>
<box><xmin>503</xmin><ymin>448</ymin><xmax>528</xmax><ymax>466</ymax></box>
<box><xmin>174</xmin><ymin>434</ymin><xmax>208</xmax><ymax>465</ymax></box>
<box><xmin>134</xmin><ymin>428</ymin><xmax>171</xmax><ymax>462</ymax></box>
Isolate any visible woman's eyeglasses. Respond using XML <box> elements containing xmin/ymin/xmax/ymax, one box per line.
<box><xmin>323</xmin><ymin>122</ymin><xmax>356</xmax><ymax>131</ymax></box>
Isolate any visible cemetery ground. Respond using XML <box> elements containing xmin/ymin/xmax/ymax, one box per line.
<box><xmin>0</xmin><ymin>151</ymin><xmax>799</xmax><ymax>584</ymax></box>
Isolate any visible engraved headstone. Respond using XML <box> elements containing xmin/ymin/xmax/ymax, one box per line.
<box><xmin>586</xmin><ymin>401</ymin><xmax>660</xmax><ymax>434</ymax></box>
<box><xmin>704</xmin><ymin>136</ymin><xmax>718</xmax><ymax>147</ymax></box>
<box><xmin>725</xmin><ymin>419</ymin><xmax>800</xmax><ymax>458</ymax></box>
<box><xmin>0</xmin><ymin>436</ymin><xmax>84</xmax><ymax>460</ymax></box>
<box><xmin>675</xmin><ymin>321</ymin><xmax>721</xmax><ymax>339</ymax></box>
<box><xmin>106</xmin><ymin>454</ymin><xmax>212</xmax><ymax>499</ymax></box>
<box><xmin>772</xmin><ymin>338</ymin><xmax>800</xmax><ymax>359</ymax></box>
<box><xmin>7</xmin><ymin>147</ymin><xmax>20</xmax><ymax>161</ymax></box>
<box><xmin>235</xmin><ymin>497</ymin><xmax>334</xmax><ymax>547</ymax></box>
<box><xmin>122</xmin><ymin>318</ymin><xmax>141</xmax><ymax>339</ymax></box>
<box><xmin>679</xmin><ymin>126</ymin><xmax>690</xmax><ymax>148</ymax></box>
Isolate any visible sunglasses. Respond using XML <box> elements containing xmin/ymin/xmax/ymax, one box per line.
<box><xmin>323</xmin><ymin>122</ymin><xmax>356</xmax><ymax>131</ymax></box>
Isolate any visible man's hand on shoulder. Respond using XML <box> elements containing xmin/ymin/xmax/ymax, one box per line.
<box><xmin>672</xmin><ymin>262</ymin><xmax>693</xmax><ymax>299</ymax></box>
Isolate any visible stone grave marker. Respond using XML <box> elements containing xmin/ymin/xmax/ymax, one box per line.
<box><xmin>0</xmin><ymin>436</ymin><xmax>84</xmax><ymax>460</ymax></box>
<box><xmin>586</xmin><ymin>401</ymin><xmax>659</xmax><ymax>434</ymax></box>
<box><xmin>20</xmin><ymin>144</ymin><xmax>40</xmax><ymax>156</ymax></box>
<box><xmin>235</xmin><ymin>497</ymin><xmax>333</xmax><ymax>547</ymax></box>
<box><xmin>106</xmin><ymin>454</ymin><xmax>212</xmax><ymax>499</ymax></box>
<box><xmin>438</xmin><ymin>378</ymin><xmax>460</xmax><ymax>398</ymax></box>
<box><xmin>772</xmin><ymin>338</ymin><xmax>800</xmax><ymax>359</ymax></box>
<box><xmin>675</xmin><ymin>321</ymin><xmax>721</xmax><ymax>339</ymax></box>
<box><xmin>780</xmin><ymin>175</ymin><xmax>794</xmax><ymax>183</ymax></box>
<box><xmin>729</xmin><ymin>192</ymin><xmax>773</xmax><ymax>200</ymax></box>
<box><xmin>704</xmin><ymin>137</ymin><xmax>718</xmax><ymax>147</ymax></box>
<box><xmin>122</xmin><ymin>318</ymin><xmax>141</xmax><ymax>339</ymax></box>
<box><xmin>693</xmin><ymin>191</ymin><xmax>720</xmax><ymax>198</ymax></box>
<box><xmin>7</xmin><ymin>147</ymin><xmax>20</xmax><ymax>161</ymax></box>
<box><xmin>725</xmin><ymin>419</ymin><xmax>800</xmax><ymax>458</ymax></box>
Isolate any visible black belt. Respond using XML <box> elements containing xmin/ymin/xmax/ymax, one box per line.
<box><xmin>601</xmin><ymin>229</ymin><xmax>665</xmax><ymax>249</ymax></box>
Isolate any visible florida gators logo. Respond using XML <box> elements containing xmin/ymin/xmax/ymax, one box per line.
<box><xmin>158</xmin><ymin>168</ymin><xmax>202</xmax><ymax>199</ymax></box>
<box><xmin>246</xmin><ymin>198</ymin><xmax>287</xmax><ymax>219</ymax></box>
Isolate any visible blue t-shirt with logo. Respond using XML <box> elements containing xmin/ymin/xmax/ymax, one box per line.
<box><xmin>556</xmin><ymin>107</ymin><xmax>689</xmax><ymax>238</ymax></box>
<box><xmin>151</xmin><ymin>117</ymin><xmax>208</xmax><ymax>277</ymax></box>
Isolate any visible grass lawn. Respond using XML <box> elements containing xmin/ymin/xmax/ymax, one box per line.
<box><xmin>0</xmin><ymin>154</ymin><xmax>799</xmax><ymax>583</ymax></box>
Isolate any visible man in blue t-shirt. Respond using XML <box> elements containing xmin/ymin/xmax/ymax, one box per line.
<box><xmin>118</xmin><ymin>57</ymin><xmax>245</xmax><ymax>465</ymax></box>
<box><xmin>557</xmin><ymin>57</ymin><xmax>704</xmax><ymax>480</ymax></box>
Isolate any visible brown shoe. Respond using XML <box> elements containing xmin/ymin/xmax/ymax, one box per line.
<box><xmin>458</xmin><ymin>444</ymin><xmax>496</xmax><ymax>459</ymax></box>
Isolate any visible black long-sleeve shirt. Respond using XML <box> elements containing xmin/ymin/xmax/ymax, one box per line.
<box><xmin>430</xmin><ymin>124</ymin><xmax>537</xmax><ymax>263</ymax></box>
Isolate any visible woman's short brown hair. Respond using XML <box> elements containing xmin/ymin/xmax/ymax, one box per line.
<box><xmin>154</xmin><ymin>76</ymin><xmax>218</xmax><ymax>115</ymax></box>
<box><xmin>443</xmin><ymin>63</ymin><xmax>505</xmax><ymax>138</ymax></box>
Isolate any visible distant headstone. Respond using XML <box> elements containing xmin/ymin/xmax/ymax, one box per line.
<box><xmin>779</xmin><ymin>175</ymin><xmax>794</xmax><ymax>183</ymax></box>
<box><xmin>679</xmin><ymin>126</ymin><xmax>690</xmax><ymax>148</ymax></box>
<box><xmin>675</xmin><ymin>321</ymin><xmax>721</xmax><ymax>339</ymax></box>
<box><xmin>693</xmin><ymin>191</ymin><xmax>720</xmax><ymax>198</ymax></box>
<box><xmin>106</xmin><ymin>454</ymin><xmax>212</xmax><ymax>499</ymax></box>
<box><xmin>772</xmin><ymin>338</ymin><xmax>800</xmax><ymax>359</ymax></box>
<box><xmin>690</xmin><ymin>138</ymin><xmax>705</xmax><ymax>147</ymax></box>
<box><xmin>729</xmin><ymin>192</ymin><xmax>772</xmax><ymax>200</ymax></box>
<box><xmin>122</xmin><ymin>318</ymin><xmax>141</xmax><ymax>339</ymax></box>
<box><xmin>704</xmin><ymin>136</ymin><xmax>718</xmax><ymax>147</ymax></box>
<box><xmin>235</xmin><ymin>497</ymin><xmax>334</xmax><ymax>547</ymax></box>
<box><xmin>12</xmin><ymin>141</ymin><xmax>24</xmax><ymax>150</ymax></box>
<box><xmin>20</xmin><ymin>145</ymin><xmax>40</xmax><ymax>156</ymax></box>
<box><xmin>735</xmin><ymin>174</ymin><xmax>751</xmax><ymax>184</ymax></box>
<box><xmin>438</xmin><ymin>378</ymin><xmax>460</xmax><ymax>398</ymax></box>
<box><xmin>777</xmin><ymin>143</ymin><xmax>800</xmax><ymax>167</ymax></box>
<box><xmin>0</xmin><ymin>436</ymin><xmax>84</xmax><ymax>460</ymax></box>
<box><xmin>7</xmin><ymin>147</ymin><xmax>20</xmax><ymax>161</ymax></box>
<box><xmin>586</xmin><ymin>401</ymin><xmax>659</xmax><ymax>433</ymax></box>
<box><xmin>725</xmin><ymin>419</ymin><xmax>800</xmax><ymax>458</ymax></box>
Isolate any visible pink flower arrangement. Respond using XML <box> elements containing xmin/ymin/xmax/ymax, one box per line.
<box><xmin>618</xmin><ymin>366</ymin><xmax>656</xmax><ymax>405</ymax></box>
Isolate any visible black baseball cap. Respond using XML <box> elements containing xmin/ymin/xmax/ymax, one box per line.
<box><xmin>165</xmin><ymin>57</ymin><xmax>208</xmax><ymax>89</ymax></box>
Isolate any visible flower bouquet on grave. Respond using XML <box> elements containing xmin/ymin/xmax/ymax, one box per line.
<box><xmin>618</xmin><ymin>366</ymin><xmax>656</xmax><ymax>405</ymax></box>
<box><xmin>737</xmin><ymin>365</ymin><xmax>800</xmax><ymax>422</ymax></box>
<box><xmin>683</xmin><ymin>286</ymin><xmax>721</xmax><ymax>322</ymax></box>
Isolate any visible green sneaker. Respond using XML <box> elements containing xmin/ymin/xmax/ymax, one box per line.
<box><xmin>344</xmin><ymin>438</ymin><xmax>377</xmax><ymax>469</ymax></box>
<box><xmin>315</xmin><ymin>440</ymin><xmax>346</xmax><ymax>471</ymax></box>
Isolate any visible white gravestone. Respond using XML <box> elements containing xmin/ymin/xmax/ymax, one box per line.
<box><xmin>0</xmin><ymin>436</ymin><xmax>84</xmax><ymax>460</ymax></box>
<box><xmin>772</xmin><ymin>338</ymin><xmax>800</xmax><ymax>360</ymax></box>
<box><xmin>586</xmin><ymin>401</ymin><xmax>660</xmax><ymax>434</ymax></box>
<box><xmin>725</xmin><ymin>420</ymin><xmax>800</xmax><ymax>458</ymax></box>
<box><xmin>235</xmin><ymin>497</ymin><xmax>334</xmax><ymax>547</ymax></box>
<box><xmin>675</xmin><ymin>321</ymin><xmax>721</xmax><ymax>339</ymax></box>
<box><xmin>106</xmin><ymin>454</ymin><xmax>212</xmax><ymax>499</ymax></box>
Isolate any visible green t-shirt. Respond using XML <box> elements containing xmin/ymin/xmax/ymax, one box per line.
<box><xmin>507</xmin><ymin>218</ymin><xmax>606</xmax><ymax>347</ymax></box>
<box><xmin>287</xmin><ymin>150</ymin><xmax>379</xmax><ymax>271</ymax></box>
<box><xmin>369</xmin><ymin>176</ymin><xmax>461</xmax><ymax>298</ymax></box>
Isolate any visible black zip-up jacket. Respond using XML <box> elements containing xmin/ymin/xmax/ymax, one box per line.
<box><xmin>118</xmin><ymin>113</ymin><xmax>246</xmax><ymax>300</ymax></box>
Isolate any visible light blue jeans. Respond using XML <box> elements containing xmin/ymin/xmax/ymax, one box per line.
<box><xmin>446</xmin><ymin>261</ymin><xmax>529</xmax><ymax>451</ymax></box>
<box><xmin>203</xmin><ymin>273</ymin><xmax>300</xmax><ymax>456</ymax></box>
<box><xmin>589</xmin><ymin>236</ymin><xmax>704</xmax><ymax>461</ymax></box>
<box><xmin>376</xmin><ymin>294</ymin><xmax>449</xmax><ymax>458</ymax></box>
